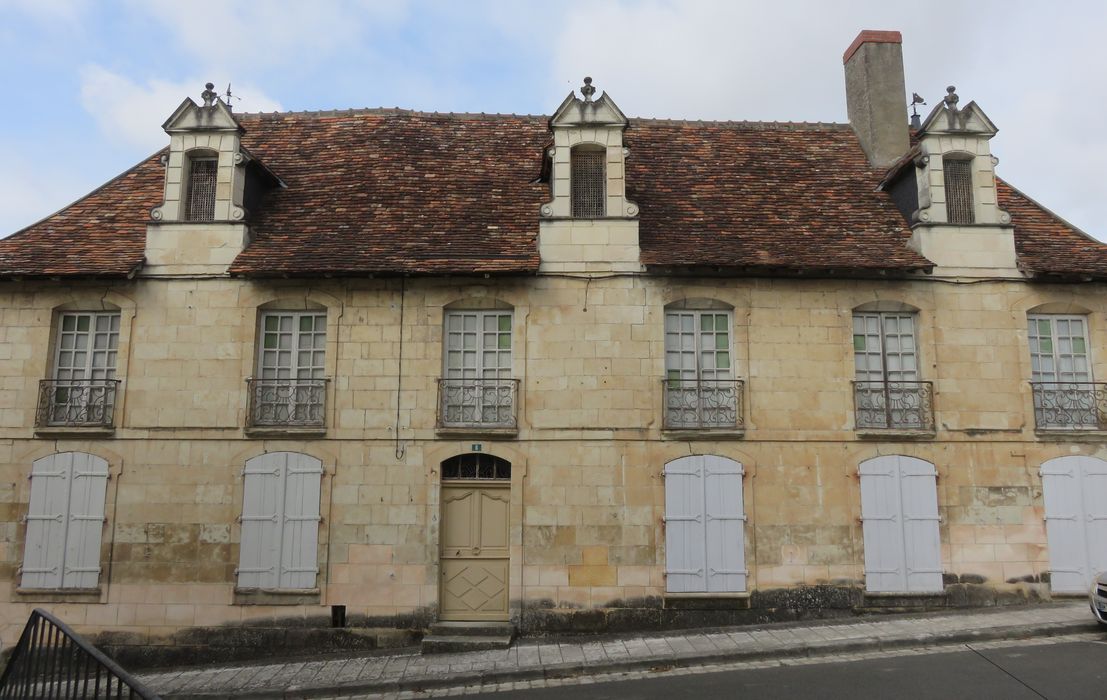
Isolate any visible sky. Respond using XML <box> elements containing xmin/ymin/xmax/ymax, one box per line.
<box><xmin>0</xmin><ymin>0</ymin><xmax>1103</xmax><ymax>240</ymax></box>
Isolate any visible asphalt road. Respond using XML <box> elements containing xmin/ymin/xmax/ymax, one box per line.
<box><xmin>466</xmin><ymin>640</ymin><xmax>1107</xmax><ymax>699</ymax></box>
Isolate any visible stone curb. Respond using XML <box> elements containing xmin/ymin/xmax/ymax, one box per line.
<box><xmin>163</xmin><ymin>618</ymin><xmax>1100</xmax><ymax>699</ymax></box>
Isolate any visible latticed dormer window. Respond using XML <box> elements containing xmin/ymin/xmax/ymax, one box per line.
<box><xmin>571</xmin><ymin>146</ymin><xmax>605</xmax><ymax>218</ymax></box>
<box><xmin>185</xmin><ymin>156</ymin><xmax>218</xmax><ymax>221</ymax></box>
<box><xmin>943</xmin><ymin>155</ymin><xmax>974</xmax><ymax>224</ymax></box>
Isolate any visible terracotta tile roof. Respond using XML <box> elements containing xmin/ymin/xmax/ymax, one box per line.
<box><xmin>1</xmin><ymin>108</ymin><xmax>1103</xmax><ymax>279</ymax></box>
<box><xmin>229</xmin><ymin>111</ymin><xmax>548</xmax><ymax>276</ymax></box>
<box><xmin>628</xmin><ymin>121</ymin><xmax>931</xmax><ymax>272</ymax></box>
<box><xmin>0</xmin><ymin>155</ymin><xmax>160</xmax><ymax>278</ymax></box>
<box><xmin>999</xmin><ymin>180</ymin><xmax>1107</xmax><ymax>278</ymax></box>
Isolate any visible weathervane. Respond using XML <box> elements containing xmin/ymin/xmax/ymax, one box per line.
<box><xmin>909</xmin><ymin>92</ymin><xmax>926</xmax><ymax>129</ymax></box>
<box><xmin>224</xmin><ymin>84</ymin><xmax>241</xmax><ymax>112</ymax></box>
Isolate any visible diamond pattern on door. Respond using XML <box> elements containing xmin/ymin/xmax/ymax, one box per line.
<box><xmin>440</xmin><ymin>484</ymin><xmax>510</xmax><ymax>620</ymax></box>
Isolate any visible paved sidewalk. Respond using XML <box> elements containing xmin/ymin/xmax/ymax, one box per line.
<box><xmin>139</xmin><ymin>603</ymin><xmax>1100</xmax><ymax>699</ymax></box>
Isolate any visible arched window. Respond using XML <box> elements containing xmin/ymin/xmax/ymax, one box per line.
<box><xmin>852</xmin><ymin>303</ymin><xmax>932</xmax><ymax>431</ymax></box>
<box><xmin>859</xmin><ymin>455</ymin><xmax>942</xmax><ymax>593</ymax></box>
<box><xmin>943</xmin><ymin>154</ymin><xmax>974</xmax><ymax>224</ymax></box>
<box><xmin>249</xmin><ymin>303</ymin><xmax>329</xmax><ymax>429</ymax></box>
<box><xmin>663</xmin><ymin>455</ymin><xmax>746</xmax><ymax>593</ymax></box>
<box><xmin>571</xmin><ymin>145</ymin><xmax>606</xmax><ymax>218</ymax></box>
<box><xmin>21</xmin><ymin>452</ymin><xmax>110</xmax><ymax>589</ymax></box>
<box><xmin>663</xmin><ymin>299</ymin><xmax>739</xmax><ymax>430</ymax></box>
<box><xmin>440</xmin><ymin>301</ymin><xmax>517</xmax><ymax>430</ymax></box>
<box><xmin>184</xmin><ymin>150</ymin><xmax>219</xmax><ymax>221</ymax></box>
<box><xmin>441</xmin><ymin>453</ymin><xmax>511</xmax><ymax>480</ymax></box>
<box><xmin>40</xmin><ymin>307</ymin><xmax>122</xmax><ymax>428</ymax></box>
<box><xmin>1028</xmin><ymin>312</ymin><xmax>1096</xmax><ymax>429</ymax></box>
<box><xmin>238</xmin><ymin>452</ymin><xmax>323</xmax><ymax>590</ymax></box>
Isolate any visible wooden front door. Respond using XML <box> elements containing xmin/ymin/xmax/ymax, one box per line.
<box><xmin>440</xmin><ymin>482</ymin><xmax>510</xmax><ymax>620</ymax></box>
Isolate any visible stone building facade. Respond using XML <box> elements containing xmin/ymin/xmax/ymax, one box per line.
<box><xmin>2</xmin><ymin>32</ymin><xmax>1106</xmax><ymax>662</ymax></box>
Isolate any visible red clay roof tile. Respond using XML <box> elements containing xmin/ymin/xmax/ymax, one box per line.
<box><xmin>1</xmin><ymin>108</ymin><xmax>1104</xmax><ymax>279</ymax></box>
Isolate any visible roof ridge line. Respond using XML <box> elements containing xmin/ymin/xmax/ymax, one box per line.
<box><xmin>232</xmin><ymin>107</ymin><xmax>850</xmax><ymax>129</ymax></box>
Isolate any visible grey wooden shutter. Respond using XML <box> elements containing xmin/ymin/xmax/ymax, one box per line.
<box><xmin>21</xmin><ymin>453</ymin><xmax>108</xmax><ymax>589</ymax></box>
<box><xmin>664</xmin><ymin>455</ymin><xmax>746</xmax><ymax>593</ymax></box>
<box><xmin>860</xmin><ymin>455</ymin><xmax>942</xmax><ymax>593</ymax></box>
<box><xmin>280</xmin><ymin>453</ymin><xmax>323</xmax><ymax>588</ymax></box>
<box><xmin>238</xmin><ymin>452</ymin><xmax>321</xmax><ymax>589</ymax></box>
<box><xmin>703</xmin><ymin>455</ymin><xmax>747</xmax><ymax>592</ymax></box>
<box><xmin>1041</xmin><ymin>455</ymin><xmax>1107</xmax><ymax>593</ymax></box>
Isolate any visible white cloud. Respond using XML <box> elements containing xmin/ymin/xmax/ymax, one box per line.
<box><xmin>78</xmin><ymin>65</ymin><xmax>283</xmax><ymax>151</ymax></box>
<box><xmin>543</xmin><ymin>0</ymin><xmax>1106</xmax><ymax>239</ymax></box>
<box><xmin>126</xmin><ymin>0</ymin><xmax>409</xmax><ymax>74</ymax></box>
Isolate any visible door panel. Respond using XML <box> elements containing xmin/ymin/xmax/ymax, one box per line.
<box><xmin>440</xmin><ymin>484</ymin><xmax>509</xmax><ymax>620</ymax></box>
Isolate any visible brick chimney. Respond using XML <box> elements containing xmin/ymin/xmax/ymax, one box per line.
<box><xmin>843</xmin><ymin>30</ymin><xmax>910</xmax><ymax>168</ymax></box>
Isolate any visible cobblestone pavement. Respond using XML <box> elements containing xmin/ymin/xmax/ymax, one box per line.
<box><xmin>139</xmin><ymin>603</ymin><xmax>1100</xmax><ymax>699</ymax></box>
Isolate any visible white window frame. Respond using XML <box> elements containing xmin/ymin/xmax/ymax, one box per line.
<box><xmin>1028</xmin><ymin>314</ymin><xmax>1096</xmax><ymax>429</ymax></box>
<box><xmin>664</xmin><ymin>309</ymin><xmax>736</xmax><ymax>429</ymax></box>
<box><xmin>441</xmin><ymin>310</ymin><xmax>515</xmax><ymax>427</ymax></box>
<box><xmin>1028</xmin><ymin>314</ymin><xmax>1091</xmax><ymax>384</ymax></box>
<box><xmin>46</xmin><ymin>312</ymin><xmax>121</xmax><ymax>426</ymax></box>
<box><xmin>852</xmin><ymin>312</ymin><xmax>928</xmax><ymax>431</ymax></box>
<box><xmin>251</xmin><ymin>311</ymin><xmax>328</xmax><ymax>427</ymax></box>
<box><xmin>852</xmin><ymin>312</ymin><xmax>918</xmax><ymax>384</ymax></box>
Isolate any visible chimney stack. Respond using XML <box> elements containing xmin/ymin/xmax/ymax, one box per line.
<box><xmin>843</xmin><ymin>30</ymin><xmax>910</xmax><ymax>168</ymax></box>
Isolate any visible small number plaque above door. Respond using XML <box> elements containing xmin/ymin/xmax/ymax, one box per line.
<box><xmin>442</xmin><ymin>453</ymin><xmax>511</xmax><ymax>480</ymax></box>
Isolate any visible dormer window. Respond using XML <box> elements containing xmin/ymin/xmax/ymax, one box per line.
<box><xmin>571</xmin><ymin>146</ymin><xmax>606</xmax><ymax>218</ymax></box>
<box><xmin>943</xmin><ymin>154</ymin><xmax>974</xmax><ymax>224</ymax></box>
<box><xmin>185</xmin><ymin>154</ymin><xmax>218</xmax><ymax>221</ymax></box>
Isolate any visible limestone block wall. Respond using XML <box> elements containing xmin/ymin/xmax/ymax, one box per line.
<box><xmin>0</xmin><ymin>274</ymin><xmax>1104</xmax><ymax>649</ymax></box>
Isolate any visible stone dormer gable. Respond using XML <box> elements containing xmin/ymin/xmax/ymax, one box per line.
<box><xmin>540</xmin><ymin>78</ymin><xmax>638</xmax><ymax>220</ymax></box>
<box><xmin>144</xmin><ymin>83</ymin><xmax>281</xmax><ymax>278</ymax></box>
<box><xmin>900</xmin><ymin>86</ymin><xmax>1017</xmax><ymax>277</ymax></box>
<box><xmin>912</xmin><ymin>87</ymin><xmax>1009</xmax><ymax>228</ymax></box>
<box><xmin>151</xmin><ymin>83</ymin><xmax>280</xmax><ymax>225</ymax></box>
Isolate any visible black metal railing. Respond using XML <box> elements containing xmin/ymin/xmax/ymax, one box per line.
<box><xmin>663</xmin><ymin>378</ymin><xmax>744</xmax><ymax>430</ymax></box>
<box><xmin>1031</xmin><ymin>381</ymin><xmax>1107</xmax><ymax>430</ymax></box>
<box><xmin>246</xmin><ymin>378</ymin><xmax>329</xmax><ymax>428</ymax></box>
<box><xmin>437</xmin><ymin>378</ymin><xmax>519</xmax><ymax>429</ymax></box>
<box><xmin>853</xmin><ymin>380</ymin><xmax>934</xmax><ymax>431</ymax></box>
<box><xmin>36</xmin><ymin>380</ymin><xmax>120</xmax><ymax>429</ymax></box>
<box><xmin>0</xmin><ymin>608</ymin><xmax>160</xmax><ymax>699</ymax></box>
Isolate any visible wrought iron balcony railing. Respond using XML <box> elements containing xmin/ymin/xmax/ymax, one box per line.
<box><xmin>663</xmin><ymin>378</ymin><xmax>743</xmax><ymax>430</ymax></box>
<box><xmin>1031</xmin><ymin>381</ymin><xmax>1107</xmax><ymax>430</ymax></box>
<box><xmin>246</xmin><ymin>378</ymin><xmax>329</xmax><ymax>429</ymax></box>
<box><xmin>853</xmin><ymin>380</ymin><xmax>935</xmax><ymax>431</ymax></box>
<box><xmin>437</xmin><ymin>378</ymin><xmax>519</xmax><ymax>430</ymax></box>
<box><xmin>36</xmin><ymin>379</ymin><xmax>120</xmax><ymax>429</ymax></box>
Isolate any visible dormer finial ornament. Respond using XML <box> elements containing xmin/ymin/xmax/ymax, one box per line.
<box><xmin>201</xmin><ymin>82</ymin><xmax>217</xmax><ymax>108</ymax></box>
<box><xmin>943</xmin><ymin>85</ymin><xmax>967</xmax><ymax>130</ymax></box>
<box><xmin>581</xmin><ymin>77</ymin><xmax>595</xmax><ymax>103</ymax></box>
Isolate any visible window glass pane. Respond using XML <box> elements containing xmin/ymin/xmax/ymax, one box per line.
<box><xmin>300</xmin><ymin>315</ymin><xmax>314</xmax><ymax>332</ymax></box>
<box><xmin>498</xmin><ymin>315</ymin><xmax>511</xmax><ymax>332</ymax></box>
<box><xmin>62</xmin><ymin>315</ymin><xmax>76</xmax><ymax>332</ymax></box>
<box><xmin>716</xmin><ymin>352</ymin><xmax>730</xmax><ymax>369</ymax></box>
<box><xmin>76</xmin><ymin>316</ymin><xmax>90</xmax><ymax>332</ymax></box>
